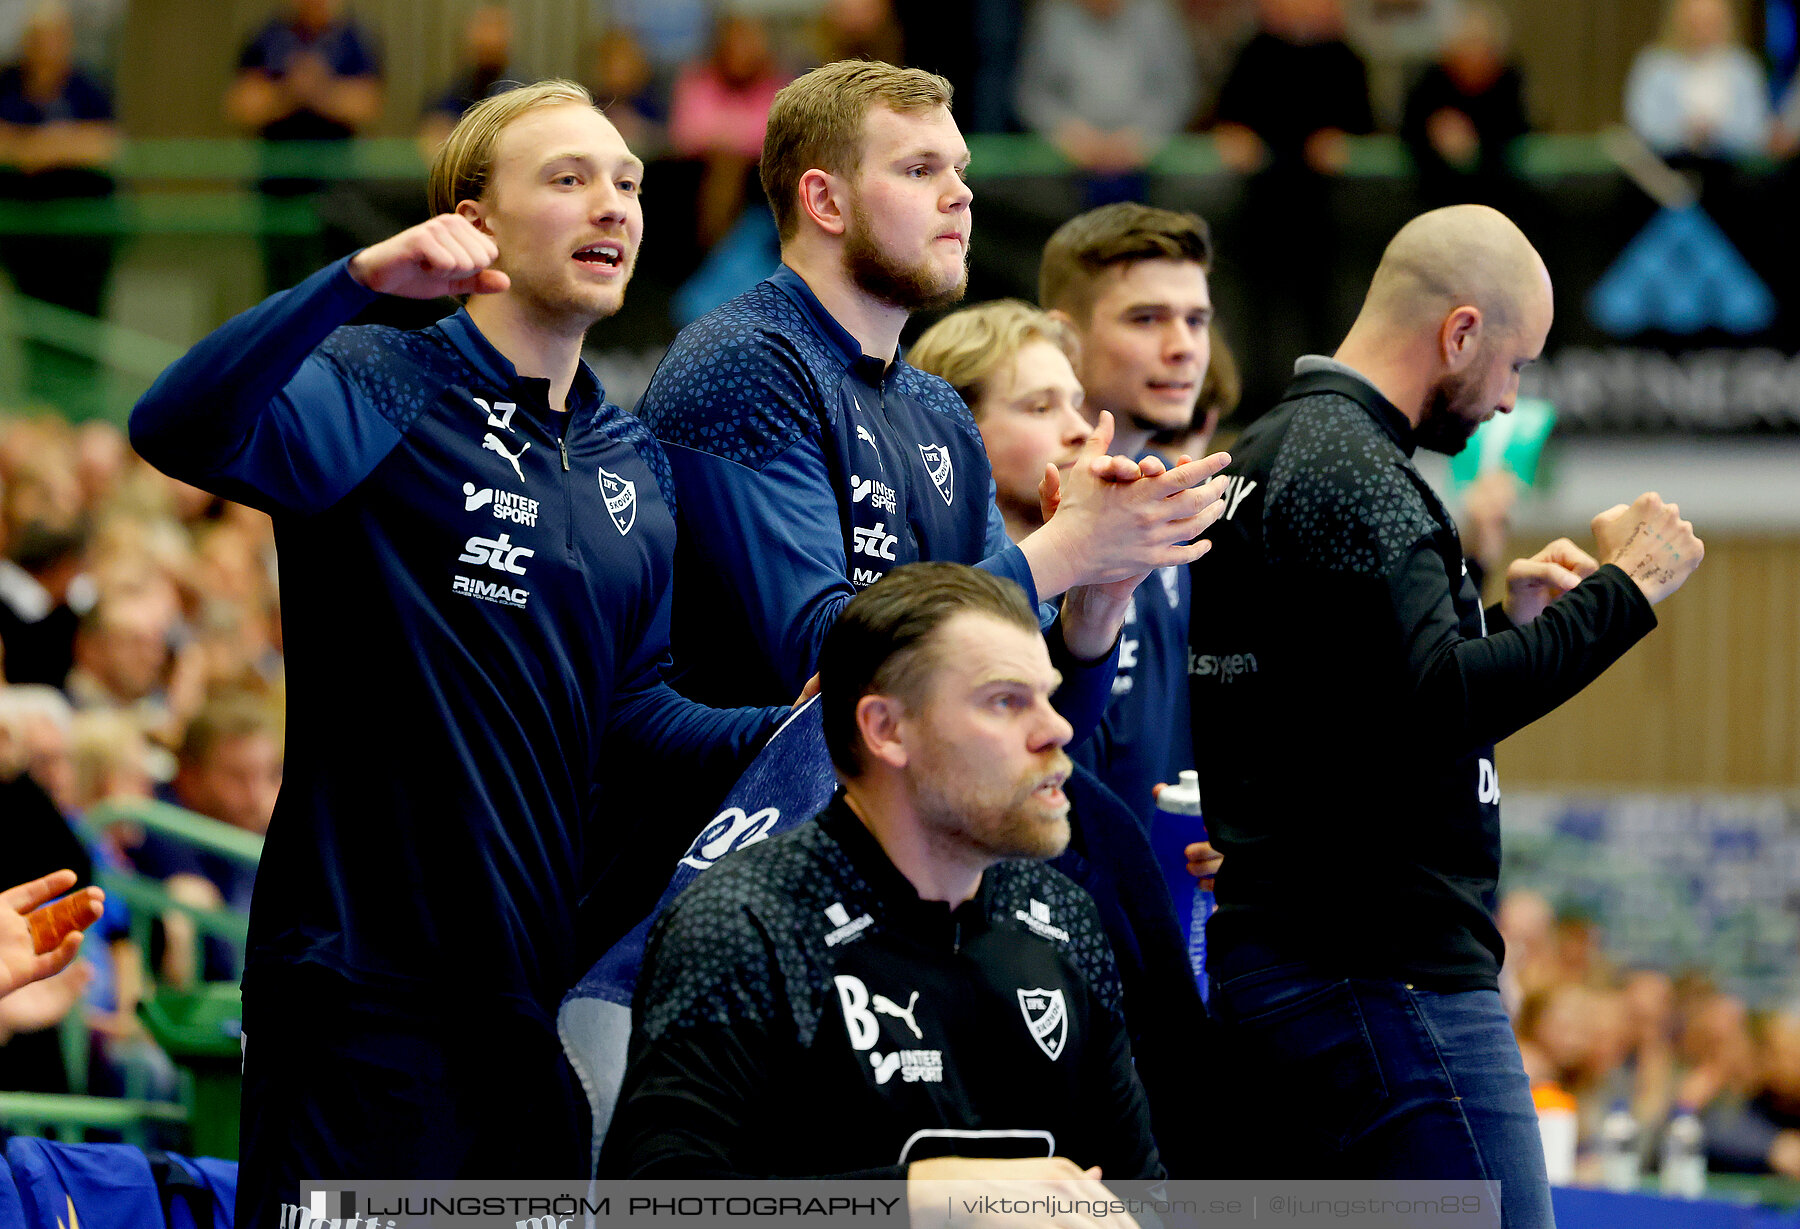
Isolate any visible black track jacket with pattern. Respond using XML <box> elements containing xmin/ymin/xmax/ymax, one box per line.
<box><xmin>1189</xmin><ymin>364</ymin><xmax>1658</xmax><ymax>992</ymax></box>
<box><xmin>601</xmin><ymin>799</ymin><xmax>1163</xmax><ymax>1180</ymax></box>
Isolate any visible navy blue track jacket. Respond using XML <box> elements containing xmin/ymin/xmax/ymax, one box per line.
<box><xmin>636</xmin><ymin>265</ymin><xmax>1115</xmax><ymax>730</ymax></box>
<box><xmin>131</xmin><ymin>258</ymin><xmax>783</xmax><ymax>1020</ymax></box>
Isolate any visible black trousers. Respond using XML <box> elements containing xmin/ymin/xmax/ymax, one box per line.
<box><xmin>234</xmin><ymin>965</ymin><xmax>591</xmax><ymax>1229</ymax></box>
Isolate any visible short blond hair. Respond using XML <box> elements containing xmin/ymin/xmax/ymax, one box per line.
<box><xmin>428</xmin><ymin>78</ymin><xmax>595</xmax><ymax>216</ymax></box>
<box><xmin>908</xmin><ymin>300</ymin><xmax>1078</xmax><ymax>418</ymax></box>
<box><xmin>760</xmin><ymin>59</ymin><xmax>953</xmax><ymax>242</ymax></box>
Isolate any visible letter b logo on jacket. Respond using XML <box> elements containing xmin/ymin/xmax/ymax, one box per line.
<box><xmin>834</xmin><ymin>974</ymin><xmax>879</xmax><ymax>1050</ymax></box>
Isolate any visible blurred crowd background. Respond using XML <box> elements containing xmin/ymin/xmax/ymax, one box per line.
<box><xmin>3</xmin><ymin>0</ymin><xmax>1800</xmax><ymax>1183</ymax></box>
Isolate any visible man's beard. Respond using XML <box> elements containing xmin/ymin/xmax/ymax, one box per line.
<box><xmin>844</xmin><ymin>203</ymin><xmax>968</xmax><ymax>313</ymax></box>
<box><xmin>912</xmin><ymin>752</ymin><xmax>1073</xmax><ymax>863</ymax></box>
<box><xmin>1415</xmin><ymin>367</ymin><xmax>1483</xmax><ymax>455</ymax></box>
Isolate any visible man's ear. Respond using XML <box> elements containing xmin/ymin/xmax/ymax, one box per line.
<box><xmin>456</xmin><ymin>199</ymin><xmax>490</xmax><ymax>234</ymax></box>
<box><xmin>798</xmin><ymin>168</ymin><xmax>850</xmax><ymax>238</ymax></box>
<box><xmin>854</xmin><ymin>693</ymin><xmax>909</xmax><ymax>771</ymax></box>
<box><xmin>1441</xmin><ymin>305</ymin><xmax>1482</xmax><ymax>370</ymax></box>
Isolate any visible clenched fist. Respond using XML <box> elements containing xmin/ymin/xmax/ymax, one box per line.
<box><xmin>1592</xmin><ymin>492</ymin><xmax>1703</xmax><ymax>605</ymax></box>
<box><xmin>347</xmin><ymin>214</ymin><xmax>510</xmax><ymax>300</ymax></box>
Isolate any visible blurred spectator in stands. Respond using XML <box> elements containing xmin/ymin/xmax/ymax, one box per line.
<box><xmin>1213</xmin><ymin>0</ymin><xmax>1372</xmax><ymax>174</ymax></box>
<box><xmin>1517</xmin><ymin>982</ymin><xmax>1635</xmax><ymax>1155</ymax></box>
<box><xmin>1497</xmin><ymin>887</ymin><xmax>1555</xmax><ymax>1015</ymax></box>
<box><xmin>1212</xmin><ymin>0</ymin><xmax>1371</xmax><ymax>411</ymax></box>
<box><xmin>227</xmin><ymin>0</ymin><xmax>382</xmax><ymax>145</ymax></box>
<box><xmin>61</xmin><ymin>706</ymin><xmax>173</xmax><ymax>1098</ymax></box>
<box><xmin>1</xmin><ymin>681</ymin><xmax>74</xmax><ymax>809</ymax></box>
<box><xmin>0</xmin><ymin>0</ymin><xmax>117</xmax><ymax>204</ymax></box>
<box><xmin>1674</xmin><ymin>983</ymin><xmax>1759</xmax><ymax>1117</ymax></box>
<box><xmin>69</xmin><ymin>706</ymin><xmax>151</xmax><ymax>808</ymax></box>
<box><xmin>1704</xmin><ymin>1010</ymin><xmax>1800</xmax><ymax>1177</ymax></box>
<box><xmin>226</xmin><ymin>0</ymin><xmax>383</xmax><ymax>290</ymax></box>
<box><xmin>608</xmin><ymin>0</ymin><xmax>710</xmax><ymax>98</ymax></box>
<box><xmin>589</xmin><ymin>27</ymin><xmax>666</xmax><ymax>157</ymax></box>
<box><xmin>72</xmin><ymin>419</ymin><xmax>128</xmax><ymax>510</ymax></box>
<box><xmin>0</xmin><ymin>0</ymin><xmax>120</xmax><ymax>411</ymax></box>
<box><xmin>1624</xmin><ymin>0</ymin><xmax>1769</xmax><ymax>162</ymax></box>
<box><xmin>1620</xmin><ymin>967</ymin><xmax>1678</xmax><ymax>1149</ymax></box>
<box><xmin>133</xmin><ymin>692</ymin><xmax>278</xmax><ymax>984</ymax></box>
<box><xmin>0</xmin><ymin>685</ymin><xmax>92</xmax><ymax>1091</ymax></box>
<box><xmin>1400</xmin><ymin>0</ymin><xmax>1527</xmax><ymax>208</ymax></box>
<box><xmin>1345</xmin><ymin>0</ymin><xmax>1456</xmax><ymax>127</ymax></box>
<box><xmin>1178</xmin><ymin>0</ymin><xmax>1255</xmax><ymax>125</ymax></box>
<box><xmin>895</xmin><ymin>0</ymin><xmax>1018</xmax><ymax>133</ymax></box>
<box><xmin>1015</xmin><ymin>0</ymin><xmax>1196</xmax><ymax>203</ymax></box>
<box><xmin>64</xmin><ymin>585</ymin><xmax>177</xmax><ymax>737</ymax></box>
<box><xmin>670</xmin><ymin>13</ymin><xmax>789</xmax><ymax>250</ymax></box>
<box><xmin>812</xmin><ymin>0</ymin><xmax>905</xmax><ymax>67</ymax></box>
<box><xmin>0</xmin><ymin>448</ymin><xmax>90</xmax><ymax>687</ymax></box>
<box><xmin>417</xmin><ymin>3</ymin><xmax>515</xmax><ymax>156</ymax></box>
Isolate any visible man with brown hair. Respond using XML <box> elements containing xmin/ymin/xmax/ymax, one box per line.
<box><xmin>637</xmin><ymin>60</ymin><xmax>1230</xmax><ymax>751</ymax></box>
<box><xmin>1039</xmin><ymin>203</ymin><xmax>1219</xmax><ymax>463</ymax></box>
<box><xmin>1033</xmin><ymin>203</ymin><xmax>1221</xmax><ymax>836</ymax></box>
<box><xmin>132</xmin><ymin>79</ymin><xmax>785</xmax><ymax>1223</ymax></box>
<box><xmin>604</xmin><ymin>563</ymin><xmax>1161</xmax><ymax>1195</ymax></box>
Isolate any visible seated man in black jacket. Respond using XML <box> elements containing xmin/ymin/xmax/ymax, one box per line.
<box><xmin>603</xmin><ymin>562</ymin><xmax>1161</xmax><ymax>1197</ymax></box>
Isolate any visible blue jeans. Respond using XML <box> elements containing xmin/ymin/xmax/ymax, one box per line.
<box><xmin>1213</xmin><ymin>965</ymin><xmax>1554</xmax><ymax>1229</ymax></box>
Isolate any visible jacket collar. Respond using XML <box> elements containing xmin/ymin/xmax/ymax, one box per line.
<box><xmin>818</xmin><ymin>794</ymin><xmax>991</xmax><ymax>947</ymax></box>
<box><xmin>434</xmin><ymin>308</ymin><xmax>607</xmax><ymax>422</ymax></box>
<box><xmin>1289</xmin><ymin>354</ymin><xmax>1416</xmax><ymax>457</ymax></box>
<box><xmin>767</xmin><ymin>264</ymin><xmax>895</xmax><ymax>386</ymax></box>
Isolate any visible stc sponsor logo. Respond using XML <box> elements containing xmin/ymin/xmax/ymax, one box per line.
<box><xmin>834</xmin><ymin>974</ymin><xmax>943</xmax><ymax>1085</ymax></box>
<box><xmin>852</xmin><ymin>522</ymin><xmax>898</xmax><ymax>561</ymax></box>
<box><xmin>458</xmin><ymin>533</ymin><xmax>534</xmax><ymax>575</ymax></box>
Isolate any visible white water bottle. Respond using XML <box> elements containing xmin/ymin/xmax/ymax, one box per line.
<box><xmin>1152</xmin><ymin>770</ymin><xmax>1211</xmax><ymax>1000</ymax></box>
<box><xmin>1599</xmin><ymin>1100</ymin><xmax>1641</xmax><ymax>1192</ymax></box>
<box><xmin>1660</xmin><ymin>1105</ymin><xmax>1706</xmax><ymax>1198</ymax></box>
